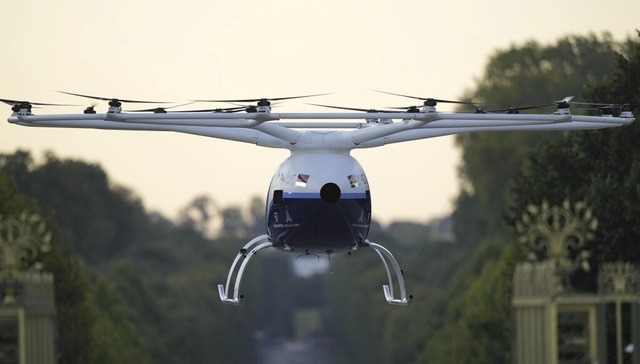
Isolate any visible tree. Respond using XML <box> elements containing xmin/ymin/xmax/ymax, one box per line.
<box><xmin>90</xmin><ymin>278</ymin><xmax>151</xmax><ymax>364</ymax></box>
<box><xmin>1</xmin><ymin>153</ymin><xmax>259</xmax><ymax>363</ymax></box>
<box><xmin>421</xmin><ymin>239</ymin><xmax>521</xmax><ymax>364</ymax></box>
<box><xmin>505</xmin><ymin>32</ymin><xmax>640</xmax><ymax>364</ymax></box>
<box><xmin>0</xmin><ymin>151</ymin><xmax>152</xmax><ymax>264</ymax></box>
<box><xmin>454</xmin><ymin>33</ymin><xmax>621</xmax><ymax>245</ymax></box>
<box><xmin>0</xmin><ymin>172</ymin><xmax>143</xmax><ymax>363</ymax></box>
<box><xmin>419</xmin><ymin>33</ymin><xmax>633</xmax><ymax>364</ymax></box>
<box><xmin>510</xmin><ymin>32</ymin><xmax>640</xmax><ymax>268</ymax></box>
<box><xmin>178</xmin><ymin>194</ymin><xmax>220</xmax><ymax>237</ymax></box>
<box><xmin>178</xmin><ymin>194</ymin><xmax>266</xmax><ymax>238</ymax></box>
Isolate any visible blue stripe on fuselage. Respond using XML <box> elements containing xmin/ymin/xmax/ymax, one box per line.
<box><xmin>281</xmin><ymin>192</ymin><xmax>367</xmax><ymax>199</ymax></box>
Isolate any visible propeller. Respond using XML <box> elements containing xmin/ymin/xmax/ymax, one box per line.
<box><xmin>1</xmin><ymin>97</ymin><xmax>76</xmax><ymax>113</ymax></box>
<box><xmin>385</xmin><ymin>103</ymin><xmax>494</xmax><ymax>113</ymax></box>
<box><xmin>571</xmin><ymin>101</ymin><xmax>639</xmax><ymax>109</ymax></box>
<box><xmin>485</xmin><ymin>104</ymin><xmax>555</xmax><ymax>114</ymax></box>
<box><xmin>126</xmin><ymin>105</ymin><xmax>246</xmax><ymax>114</ymax></box>
<box><xmin>193</xmin><ymin>93</ymin><xmax>331</xmax><ymax>108</ymax></box>
<box><xmin>620</xmin><ymin>103</ymin><xmax>639</xmax><ymax>112</ymax></box>
<box><xmin>570</xmin><ymin>100</ymin><xmax>621</xmax><ymax>107</ymax></box>
<box><xmin>457</xmin><ymin>97</ymin><xmax>574</xmax><ymax>114</ymax></box>
<box><xmin>554</xmin><ymin>96</ymin><xmax>574</xmax><ymax>109</ymax></box>
<box><xmin>308</xmin><ymin>103</ymin><xmax>398</xmax><ymax>113</ymax></box>
<box><xmin>570</xmin><ymin>101</ymin><xmax>639</xmax><ymax>116</ymax></box>
<box><xmin>373</xmin><ymin>90</ymin><xmax>476</xmax><ymax>107</ymax></box>
<box><xmin>83</xmin><ymin>104</ymin><xmax>98</xmax><ymax>114</ymax></box>
<box><xmin>1</xmin><ymin>98</ymin><xmax>74</xmax><ymax>107</ymax></box>
<box><xmin>385</xmin><ymin>105</ymin><xmax>428</xmax><ymax>113</ymax></box>
<box><xmin>58</xmin><ymin>91</ymin><xmax>169</xmax><ymax>107</ymax></box>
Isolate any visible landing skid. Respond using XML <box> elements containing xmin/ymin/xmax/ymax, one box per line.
<box><xmin>218</xmin><ymin>235</ymin><xmax>411</xmax><ymax>305</ymax></box>
<box><xmin>365</xmin><ymin>240</ymin><xmax>413</xmax><ymax>305</ymax></box>
<box><xmin>218</xmin><ymin>234</ymin><xmax>273</xmax><ymax>305</ymax></box>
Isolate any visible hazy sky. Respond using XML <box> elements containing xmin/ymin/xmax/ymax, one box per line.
<box><xmin>1</xmin><ymin>0</ymin><xmax>638</xmax><ymax>224</ymax></box>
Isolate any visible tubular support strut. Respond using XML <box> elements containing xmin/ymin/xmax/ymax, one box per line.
<box><xmin>218</xmin><ymin>234</ymin><xmax>273</xmax><ymax>305</ymax></box>
<box><xmin>367</xmin><ymin>240</ymin><xmax>412</xmax><ymax>305</ymax></box>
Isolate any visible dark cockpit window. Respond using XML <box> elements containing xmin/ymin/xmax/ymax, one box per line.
<box><xmin>273</xmin><ymin>189</ymin><xmax>284</xmax><ymax>206</ymax></box>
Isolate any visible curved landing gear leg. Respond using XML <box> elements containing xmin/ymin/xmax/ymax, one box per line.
<box><xmin>218</xmin><ymin>234</ymin><xmax>273</xmax><ymax>305</ymax></box>
<box><xmin>366</xmin><ymin>240</ymin><xmax>413</xmax><ymax>305</ymax></box>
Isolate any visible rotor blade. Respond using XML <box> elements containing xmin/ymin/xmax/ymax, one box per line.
<box><xmin>384</xmin><ymin>106</ymin><xmax>423</xmax><ymax>112</ymax></box>
<box><xmin>125</xmin><ymin>102</ymin><xmax>198</xmax><ymax>112</ymax></box>
<box><xmin>571</xmin><ymin>101</ymin><xmax>610</xmax><ymax>107</ymax></box>
<box><xmin>372</xmin><ymin>90</ymin><xmax>473</xmax><ymax>105</ymax></box>
<box><xmin>557</xmin><ymin>96</ymin><xmax>575</xmax><ymax>104</ymax></box>
<box><xmin>173</xmin><ymin>106</ymin><xmax>247</xmax><ymax>113</ymax></box>
<box><xmin>569</xmin><ymin>100</ymin><xmax>639</xmax><ymax>108</ymax></box>
<box><xmin>308</xmin><ymin>103</ymin><xmax>397</xmax><ymax>113</ymax></box>
<box><xmin>194</xmin><ymin>93</ymin><xmax>331</xmax><ymax>103</ymax></box>
<box><xmin>58</xmin><ymin>91</ymin><xmax>168</xmax><ymax>103</ymax></box>
<box><xmin>126</xmin><ymin>105</ymin><xmax>246</xmax><ymax>113</ymax></box>
<box><xmin>0</xmin><ymin>98</ymin><xmax>75</xmax><ymax>106</ymax></box>
<box><xmin>480</xmin><ymin>97</ymin><xmax>576</xmax><ymax>113</ymax></box>
<box><xmin>486</xmin><ymin>103</ymin><xmax>555</xmax><ymax>113</ymax></box>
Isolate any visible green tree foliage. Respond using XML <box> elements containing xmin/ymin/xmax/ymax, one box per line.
<box><xmin>44</xmin><ymin>248</ymin><xmax>101</xmax><ymax>363</ymax></box>
<box><xmin>90</xmin><ymin>278</ymin><xmax>150</xmax><ymax>364</ymax></box>
<box><xmin>0</xmin><ymin>169</ymin><xmax>37</xmax><ymax>214</ymax></box>
<box><xmin>1</xmin><ymin>172</ymin><xmax>92</xmax><ymax>362</ymax></box>
<box><xmin>0</xmin><ymin>151</ymin><xmax>151</xmax><ymax>264</ymax></box>
<box><xmin>324</xmin><ymin>226</ymin><xmax>469</xmax><ymax>364</ymax></box>
<box><xmin>506</xmin><ymin>33</ymin><xmax>640</xmax><ymax>364</ymax></box>
<box><xmin>0</xmin><ymin>172</ymin><xmax>153</xmax><ymax>363</ymax></box>
<box><xmin>421</xmin><ymin>239</ymin><xmax>522</xmax><ymax>364</ymax></box>
<box><xmin>415</xmin><ymin>33</ymin><xmax>635</xmax><ymax>364</ymax></box>
<box><xmin>454</xmin><ymin>33</ymin><xmax>620</xmax><ymax>244</ymax></box>
<box><xmin>178</xmin><ymin>194</ymin><xmax>265</xmax><ymax>238</ymax></box>
<box><xmin>510</xmin><ymin>32</ymin><xmax>640</xmax><ymax>268</ymax></box>
<box><xmin>1</xmin><ymin>152</ymin><xmax>260</xmax><ymax>363</ymax></box>
<box><xmin>178</xmin><ymin>194</ymin><xmax>219</xmax><ymax>236</ymax></box>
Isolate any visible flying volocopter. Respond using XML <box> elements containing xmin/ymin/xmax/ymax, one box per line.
<box><xmin>4</xmin><ymin>91</ymin><xmax>636</xmax><ymax>305</ymax></box>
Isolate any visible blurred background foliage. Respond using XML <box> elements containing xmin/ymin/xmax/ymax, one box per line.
<box><xmin>0</xmin><ymin>31</ymin><xmax>638</xmax><ymax>363</ymax></box>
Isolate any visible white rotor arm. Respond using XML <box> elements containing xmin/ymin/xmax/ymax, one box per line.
<box><xmin>7</xmin><ymin>107</ymin><xmax>635</xmax><ymax>151</ymax></box>
<box><xmin>339</xmin><ymin>113</ymin><xmax>571</xmax><ymax>146</ymax></box>
<box><xmin>8</xmin><ymin>114</ymin><xmax>292</xmax><ymax>148</ymax></box>
<box><xmin>106</xmin><ymin>112</ymin><xmax>304</xmax><ymax>145</ymax></box>
<box><xmin>355</xmin><ymin>116</ymin><xmax>630</xmax><ymax>148</ymax></box>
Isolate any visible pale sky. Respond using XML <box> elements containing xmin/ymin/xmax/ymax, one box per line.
<box><xmin>1</xmin><ymin>0</ymin><xmax>638</xmax><ymax>225</ymax></box>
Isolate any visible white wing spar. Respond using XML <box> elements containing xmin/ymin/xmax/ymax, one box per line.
<box><xmin>8</xmin><ymin>107</ymin><xmax>634</xmax><ymax>151</ymax></box>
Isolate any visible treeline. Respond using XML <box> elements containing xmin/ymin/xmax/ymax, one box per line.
<box><xmin>0</xmin><ymin>150</ymin><xmax>451</xmax><ymax>363</ymax></box>
<box><xmin>322</xmin><ymin>32</ymin><xmax>640</xmax><ymax>364</ymax></box>
<box><xmin>2</xmin><ymin>31</ymin><xmax>638</xmax><ymax>363</ymax></box>
<box><xmin>0</xmin><ymin>152</ymin><xmax>269</xmax><ymax>363</ymax></box>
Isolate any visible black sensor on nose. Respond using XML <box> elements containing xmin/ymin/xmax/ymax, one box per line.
<box><xmin>320</xmin><ymin>183</ymin><xmax>341</xmax><ymax>203</ymax></box>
